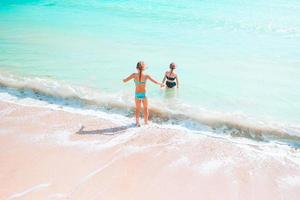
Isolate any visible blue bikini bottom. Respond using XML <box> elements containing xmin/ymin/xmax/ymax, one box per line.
<box><xmin>135</xmin><ymin>92</ymin><xmax>146</xmax><ymax>100</ymax></box>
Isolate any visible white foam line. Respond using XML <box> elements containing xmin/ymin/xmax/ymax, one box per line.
<box><xmin>0</xmin><ymin>92</ymin><xmax>132</xmax><ymax>126</ymax></box>
<box><xmin>83</xmin><ymin>158</ymin><xmax>117</xmax><ymax>180</ymax></box>
<box><xmin>6</xmin><ymin>183</ymin><xmax>51</xmax><ymax>200</ymax></box>
<box><xmin>67</xmin><ymin>144</ymin><xmax>148</xmax><ymax>198</ymax></box>
<box><xmin>68</xmin><ymin>153</ymin><xmax>122</xmax><ymax>198</ymax></box>
<box><xmin>44</xmin><ymin>193</ymin><xmax>66</xmax><ymax>200</ymax></box>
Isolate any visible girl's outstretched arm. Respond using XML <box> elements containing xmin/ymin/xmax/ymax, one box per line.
<box><xmin>123</xmin><ymin>73</ymin><xmax>135</xmax><ymax>83</ymax></box>
<box><xmin>147</xmin><ymin>75</ymin><xmax>164</xmax><ymax>87</ymax></box>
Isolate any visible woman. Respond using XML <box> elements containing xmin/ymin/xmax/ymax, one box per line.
<box><xmin>161</xmin><ymin>62</ymin><xmax>179</xmax><ymax>89</ymax></box>
<box><xmin>123</xmin><ymin>61</ymin><xmax>163</xmax><ymax>127</ymax></box>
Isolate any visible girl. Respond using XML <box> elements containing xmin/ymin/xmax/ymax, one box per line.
<box><xmin>161</xmin><ymin>62</ymin><xmax>179</xmax><ymax>89</ymax></box>
<box><xmin>123</xmin><ymin>61</ymin><xmax>163</xmax><ymax>127</ymax></box>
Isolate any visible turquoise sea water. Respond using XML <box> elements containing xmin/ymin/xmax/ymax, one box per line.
<box><xmin>0</xmin><ymin>0</ymin><xmax>300</xmax><ymax>140</ymax></box>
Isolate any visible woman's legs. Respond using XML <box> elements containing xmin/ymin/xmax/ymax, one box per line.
<box><xmin>135</xmin><ymin>98</ymin><xmax>142</xmax><ymax>126</ymax></box>
<box><xmin>142</xmin><ymin>98</ymin><xmax>149</xmax><ymax>125</ymax></box>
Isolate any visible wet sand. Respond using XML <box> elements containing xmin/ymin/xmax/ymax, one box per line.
<box><xmin>0</xmin><ymin>100</ymin><xmax>300</xmax><ymax>200</ymax></box>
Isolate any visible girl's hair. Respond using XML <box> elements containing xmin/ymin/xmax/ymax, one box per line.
<box><xmin>169</xmin><ymin>62</ymin><xmax>175</xmax><ymax>75</ymax></box>
<box><xmin>136</xmin><ymin>61</ymin><xmax>144</xmax><ymax>81</ymax></box>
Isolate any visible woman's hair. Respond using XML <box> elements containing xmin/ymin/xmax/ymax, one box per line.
<box><xmin>136</xmin><ymin>61</ymin><xmax>144</xmax><ymax>81</ymax></box>
<box><xmin>169</xmin><ymin>62</ymin><xmax>176</xmax><ymax>75</ymax></box>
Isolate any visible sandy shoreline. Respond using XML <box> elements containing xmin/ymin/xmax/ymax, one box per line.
<box><xmin>0</xmin><ymin>100</ymin><xmax>300</xmax><ymax>200</ymax></box>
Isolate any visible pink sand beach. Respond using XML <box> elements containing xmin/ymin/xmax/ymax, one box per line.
<box><xmin>1</xmin><ymin>100</ymin><xmax>300</xmax><ymax>200</ymax></box>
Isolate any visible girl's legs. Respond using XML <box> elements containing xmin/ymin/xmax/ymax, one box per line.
<box><xmin>142</xmin><ymin>98</ymin><xmax>149</xmax><ymax>125</ymax></box>
<box><xmin>135</xmin><ymin>98</ymin><xmax>142</xmax><ymax>126</ymax></box>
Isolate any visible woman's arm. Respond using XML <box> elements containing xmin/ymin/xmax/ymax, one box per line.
<box><xmin>123</xmin><ymin>73</ymin><xmax>135</xmax><ymax>83</ymax></box>
<box><xmin>147</xmin><ymin>75</ymin><xmax>164</xmax><ymax>87</ymax></box>
<box><xmin>176</xmin><ymin>75</ymin><xmax>179</xmax><ymax>88</ymax></box>
<box><xmin>161</xmin><ymin>74</ymin><xmax>166</xmax><ymax>87</ymax></box>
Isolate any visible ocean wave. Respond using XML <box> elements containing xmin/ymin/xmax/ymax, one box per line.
<box><xmin>0</xmin><ymin>71</ymin><xmax>299</xmax><ymax>147</ymax></box>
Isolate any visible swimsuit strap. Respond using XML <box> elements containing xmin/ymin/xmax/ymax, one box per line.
<box><xmin>134</xmin><ymin>79</ymin><xmax>146</xmax><ymax>85</ymax></box>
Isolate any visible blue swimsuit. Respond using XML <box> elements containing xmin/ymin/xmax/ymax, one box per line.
<box><xmin>134</xmin><ymin>79</ymin><xmax>146</xmax><ymax>100</ymax></box>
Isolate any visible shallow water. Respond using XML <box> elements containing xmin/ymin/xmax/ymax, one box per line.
<box><xmin>0</xmin><ymin>0</ymin><xmax>300</xmax><ymax>137</ymax></box>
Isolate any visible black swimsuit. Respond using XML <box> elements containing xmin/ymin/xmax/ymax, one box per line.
<box><xmin>166</xmin><ymin>75</ymin><xmax>176</xmax><ymax>88</ymax></box>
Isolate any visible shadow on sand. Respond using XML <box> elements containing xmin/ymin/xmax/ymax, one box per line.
<box><xmin>76</xmin><ymin>124</ymin><xmax>136</xmax><ymax>135</ymax></box>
